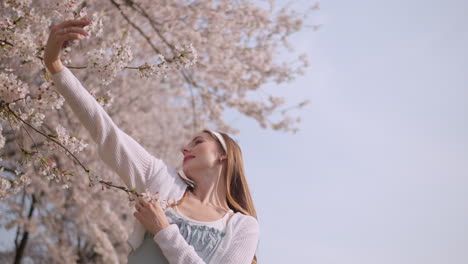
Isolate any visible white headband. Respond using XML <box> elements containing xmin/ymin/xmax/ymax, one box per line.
<box><xmin>207</xmin><ymin>130</ymin><xmax>227</xmax><ymax>152</ymax></box>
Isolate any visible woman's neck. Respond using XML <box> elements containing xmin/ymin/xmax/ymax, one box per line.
<box><xmin>190</xmin><ymin>184</ymin><xmax>230</xmax><ymax>211</ymax></box>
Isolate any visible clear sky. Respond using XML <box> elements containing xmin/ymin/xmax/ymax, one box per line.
<box><xmin>2</xmin><ymin>1</ymin><xmax>467</xmax><ymax>263</ymax></box>
<box><xmin>229</xmin><ymin>0</ymin><xmax>468</xmax><ymax>263</ymax></box>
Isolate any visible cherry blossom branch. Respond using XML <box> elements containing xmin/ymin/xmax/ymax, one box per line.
<box><xmin>2</xmin><ymin>102</ymin><xmax>143</xmax><ymax>198</ymax></box>
<box><xmin>109</xmin><ymin>0</ymin><xmax>162</xmax><ymax>54</ymax></box>
<box><xmin>3</xmin><ymin>1</ymin><xmax>200</xmax><ymax>133</ymax></box>
<box><xmin>123</xmin><ymin>2</ymin><xmax>204</xmax><ymax>131</ymax></box>
<box><xmin>109</xmin><ymin>0</ymin><xmax>200</xmax><ymax>131</ymax></box>
<box><xmin>0</xmin><ymin>165</ymin><xmax>20</xmax><ymax>176</ymax></box>
<box><xmin>127</xmin><ymin>1</ymin><xmax>203</xmax><ymax>130</ymax></box>
<box><xmin>65</xmin><ymin>62</ymin><xmax>165</xmax><ymax>70</ymax></box>
<box><xmin>5</xmin><ymin>103</ymin><xmax>88</xmax><ymax>172</ymax></box>
<box><xmin>0</xmin><ymin>39</ymin><xmax>14</xmax><ymax>47</ymax></box>
<box><xmin>124</xmin><ymin>0</ymin><xmax>175</xmax><ymax>51</ymax></box>
<box><xmin>279</xmin><ymin>99</ymin><xmax>310</xmax><ymax>114</ymax></box>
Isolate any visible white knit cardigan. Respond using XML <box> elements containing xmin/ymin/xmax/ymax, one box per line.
<box><xmin>51</xmin><ymin>67</ymin><xmax>260</xmax><ymax>264</ymax></box>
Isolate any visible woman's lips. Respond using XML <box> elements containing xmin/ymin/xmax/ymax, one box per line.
<box><xmin>183</xmin><ymin>156</ymin><xmax>195</xmax><ymax>162</ymax></box>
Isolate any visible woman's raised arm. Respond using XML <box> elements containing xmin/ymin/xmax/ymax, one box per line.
<box><xmin>44</xmin><ymin>19</ymin><xmax>186</xmax><ymax>194</ymax></box>
<box><xmin>50</xmin><ymin>66</ymin><xmax>157</xmax><ymax>192</ymax></box>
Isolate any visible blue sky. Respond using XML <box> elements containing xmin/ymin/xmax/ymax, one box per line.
<box><xmin>2</xmin><ymin>1</ymin><xmax>467</xmax><ymax>263</ymax></box>
<box><xmin>229</xmin><ymin>0</ymin><xmax>468</xmax><ymax>263</ymax></box>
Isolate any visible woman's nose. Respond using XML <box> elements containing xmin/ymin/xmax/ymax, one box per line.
<box><xmin>180</xmin><ymin>147</ymin><xmax>189</xmax><ymax>155</ymax></box>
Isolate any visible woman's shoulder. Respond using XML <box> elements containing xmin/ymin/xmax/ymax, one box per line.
<box><xmin>228</xmin><ymin>211</ymin><xmax>259</xmax><ymax>230</ymax></box>
<box><xmin>223</xmin><ymin>212</ymin><xmax>260</xmax><ymax>244</ymax></box>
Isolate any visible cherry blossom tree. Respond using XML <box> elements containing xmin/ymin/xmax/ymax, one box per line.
<box><xmin>0</xmin><ymin>0</ymin><xmax>319</xmax><ymax>262</ymax></box>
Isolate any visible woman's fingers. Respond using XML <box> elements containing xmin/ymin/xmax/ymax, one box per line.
<box><xmin>55</xmin><ymin>26</ymin><xmax>88</xmax><ymax>43</ymax></box>
<box><xmin>56</xmin><ymin>27</ymin><xmax>89</xmax><ymax>37</ymax></box>
<box><xmin>51</xmin><ymin>19</ymin><xmax>89</xmax><ymax>37</ymax></box>
<box><xmin>135</xmin><ymin>203</ymin><xmax>142</xmax><ymax>212</ymax></box>
<box><xmin>58</xmin><ymin>18</ymin><xmax>90</xmax><ymax>30</ymax></box>
<box><xmin>44</xmin><ymin>18</ymin><xmax>90</xmax><ymax>74</ymax></box>
<box><xmin>138</xmin><ymin>199</ymin><xmax>148</xmax><ymax>208</ymax></box>
<box><xmin>57</xmin><ymin>32</ymin><xmax>85</xmax><ymax>44</ymax></box>
<box><xmin>52</xmin><ymin>19</ymin><xmax>90</xmax><ymax>41</ymax></box>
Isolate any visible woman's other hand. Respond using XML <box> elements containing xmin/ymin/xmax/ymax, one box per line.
<box><xmin>44</xmin><ymin>18</ymin><xmax>90</xmax><ymax>75</ymax></box>
<box><xmin>134</xmin><ymin>197</ymin><xmax>171</xmax><ymax>236</ymax></box>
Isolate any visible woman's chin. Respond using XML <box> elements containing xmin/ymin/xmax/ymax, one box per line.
<box><xmin>182</xmin><ymin>165</ymin><xmax>193</xmax><ymax>175</ymax></box>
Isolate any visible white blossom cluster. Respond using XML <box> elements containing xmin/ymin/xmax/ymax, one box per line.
<box><xmin>31</xmin><ymin>124</ymin><xmax>87</xmax><ymax>188</ymax></box>
<box><xmin>90</xmin><ymin>89</ymin><xmax>114</xmax><ymax>108</ymax></box>
<box><xmin>0</xmin><ymin>72</ymin><xmax>29</xmax><ymax>103</ymax></box>
<box><xmin>48</xmin><ymin>0</ymin><xmax>82</xmax><ymax>20</ymax></box>
<box><xmin>44</xmin><ymin>124</ymin><xmax>88</xmax><ymax>155</ymax></box>
<box><xmin>18</xmin><ymin>107</ymin><xmax>45</xmax><ymax>128</ymax></box>
<box><xmin>37</xmin><ymin>156</ymin><xmax>58</xmax><ymax>180</ymax></box>
<box><xmin>0</xmin><ymin>18</ymin><xmax>15</xmax><ymax>58</ymax></box>
<box><xmin>137</xmin><ymin>43</ymin><xmax>198</xmax><ymax>79</ymax></box>
<box><xmin>0</xmin><ymin>79</ymin><xmax>64</xmax><ymax>130</ymax></box>
<box><xmin>0</xmin><ymin>176</ymin><xmax>12</xmax><ymax>199</ymax></box>
<box><xmin>86</xmin><ymin>33</ymin><xmax>134</xmax><ymax>85</ymax></box>
<box><xmin>3</xmin><ymin>99</ymin><xmax>46</xmax><ymax>129</ymax></box>
<box><xmin>32</xmin><ymin>81</ymin><xmax>65</xmax><ymax>111</ymax></box>
<box><xmin>83</xmin><ymin>9</ymin><xmax>105</xmax><ymax>38</ymax></box>
<box><xmin>135</xmin><ymin>188</ymin><xmax>177</xmax><ymax>211</ymax></box>
<box><xmin>0</xmin><ymin>172</ymin><xmax>31</xmax><ymax>200</ymax></box>
<box><xmin>0</xmin><ymin>1</ymin><xmax>36</xmax><ymax>60</ymax></box>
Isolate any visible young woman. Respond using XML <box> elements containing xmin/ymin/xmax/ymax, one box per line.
<box><xmin>44</xmin><ymin>18</ymin><xmax>260</xmax><ymax>263</ymax></box>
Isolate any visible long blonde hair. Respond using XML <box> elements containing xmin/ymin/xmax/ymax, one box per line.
<box><xmin>169</xmin><ymin>129</ymin><xmax>259</xmax><ymax>264</ymax></box>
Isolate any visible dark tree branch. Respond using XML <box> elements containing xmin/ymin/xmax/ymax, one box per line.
<box><xmin>13</xmin><ymin>194</ymin><xmax>36</xmax><ymax>264</ymax></box>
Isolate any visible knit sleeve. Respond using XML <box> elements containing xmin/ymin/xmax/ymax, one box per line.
<box><xmin>51</xmin><ymin>66</ymin><xmax>162</xmax><ymax>193</ymax></box>
<box><xmin>153</xmin><ymin>216</ymin><xmax>260</xmax><ymax>264</ymax></box>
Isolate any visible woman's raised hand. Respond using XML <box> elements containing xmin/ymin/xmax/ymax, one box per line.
<box><xmin>44</xmin><ymin>18</ymin><xmax>90</xmax><ymax>75</ymax></box>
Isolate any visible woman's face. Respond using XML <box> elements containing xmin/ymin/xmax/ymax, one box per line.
<box><xmin>180</xmin><ymin>132</ymin><xmax>223</xmax><ymax>172</ymax></box>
